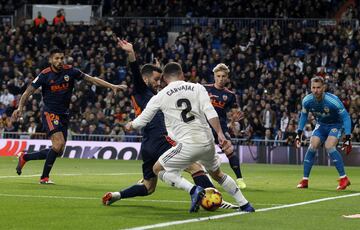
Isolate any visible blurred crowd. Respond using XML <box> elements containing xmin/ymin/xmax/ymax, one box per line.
<box><xmin>1</xmin><ymin>0</ymin><xmax>358</xmax><ymax>20</ymax></box>
<box><xmin>0</xmin><ymin>9</ymin><xmax>360</xmax><ymax>144</ymax></box>
<box><xmin>105</xmin><ymin>0</ymin><xmax>347</xmax><ymax>18</ymax></box>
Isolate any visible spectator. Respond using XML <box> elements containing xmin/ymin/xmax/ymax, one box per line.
<box><xmin>33</xmin><ymin>11</ymin><xmax>48</xmax><ymax>31</ymax></box>
<box><xmin>0</xmin><ymin>89</ymin><xmax>14</xmax><ymax>107</ymax></box>
<box><xmin>53</xmin><ymin>9</ymin><xmax>66</xmax><ymax>26</ymax></box>
<box><xmin>260</xmin><ymin>103</ymin><xmax>276</xmax><ymax>132</ymax></box>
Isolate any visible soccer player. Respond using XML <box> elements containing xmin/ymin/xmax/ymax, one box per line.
<box><xmin>12</xmin><ymin>48</ymin><xmax>126</xmax><ymax>184</ymax></box>
<box><xmin>296</xmin><ymin>76</ymin><xmax>352</xmax><ymax>190</ymax></box>
<box><xmin>126</xmin><ymin>62</ymin><xmax>254</xmax><ymax>213</ymax></box>
<box><xmin>102</xmin><ymin>39</ymin><xmax>229</xmax><ymax>207</ymax></box>
<box><xmin>202</xmin><ymin>63</ymin><xmax>246</xmax><ymax>189</ymax></box>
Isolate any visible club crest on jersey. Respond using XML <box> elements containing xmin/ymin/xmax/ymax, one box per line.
<box><xmin>331</xmin><ymin>128</ymin><xmax>338</xmax><ymax>133</ymax></box>
<box><xmin>222</xmin><ymin>95</ymin><xmax>228</xmax><ymax>101</ymax></box>
<box><xmin>53</xmin><ymin>120</ymin><xmax>59</xmax><ymax>125</ymax></box>
<box><xmin>324</xmin><ymin>107</ymin><xmax>330</xmax><ymax>113</ymax></box>
<box><xmin>64</xmin><ymin>75</ymin><xmax>70</xmax><ymax>81</ymax></box>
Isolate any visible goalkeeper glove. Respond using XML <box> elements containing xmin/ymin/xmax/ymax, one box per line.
<box><xmin>295</xmin><ymin>130</ymin><xmax>302</xmax><ymax>148</ymax></box>
<box><xmin>341</xmin><ymin>135</ymin><xmax>352</xmax><ymax>155</ymax></box>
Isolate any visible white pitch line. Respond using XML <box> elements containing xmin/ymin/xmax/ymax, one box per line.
<box><xmin>0</xmin><ymin>173</ymin><xmax>141</xmax><ymax>179</ymax></box>
<box><xmin>122</xmin><ymin>193</ymin><xmax>360</xmax><ymax>230</ymax></box>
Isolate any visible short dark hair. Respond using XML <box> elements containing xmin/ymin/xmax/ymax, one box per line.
<box><xmin>140</xmin><ymin>64</ymin><xmax>162</xmax><ymax>77</ymax></box>
<box><xmin>163</xmin><ymin>62</ymin><xmax>182</xmax><ymax>78</ymax></box>
<box><xmin>50</xmin><ymin>48</ymin><xmax>64</xmax><ymax>56</ymax></box>
<box><xmin>311</xmin><ymin>76</ymin><xmax>324</xmax><ymax>85</ymax></box>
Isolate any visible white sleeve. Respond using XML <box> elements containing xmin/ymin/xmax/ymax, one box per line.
<box><xmin>132</xmin><ymin>93</ymin><xmax>162</xmax><ymax>129</ymax></box>
<box><xmin>198</xmin><ymin>84</ymin><xmax>218</xmax><ymax>120</ymax></box>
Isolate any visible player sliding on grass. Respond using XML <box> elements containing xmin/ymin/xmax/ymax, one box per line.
<box><xmin>296</xmin><ymin>76</ymin><xmax>352</xmax><ymax>190</ymax></box>
<box><xmin>125</xmin><ymin>62</ymin><xmax>254</xmax><ymax>213</ymax></box>
<box><xmin>102</xmin><ymin>39</ymin><xmax>239</xmax><ymax>209</ymax></box>
<box><xmin>12</xmin><ymin>48</ymin><xmax>127</xmax><ymax>184</ymax></box>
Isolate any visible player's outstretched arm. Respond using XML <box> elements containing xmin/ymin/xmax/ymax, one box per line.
<box><xmin>83</xmin><ymin>74</ymin><xmax>127</xmax><ymax>94</ymax></box>
<box><xmin>116</xmin><ymin>38</ymin><xmax>136</xmax><ymax>62</ymax></box>
<box><xmin>11</xmin><ymin>85</ymin><xmax>36</xmax><ymax>121</ymax></box>
<box><xmin>115</xmin><ymin>38</ymin><xmax>148</xmax><ymax>92</ymax></box>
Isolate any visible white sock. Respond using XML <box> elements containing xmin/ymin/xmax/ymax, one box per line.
<box><xmin>158</xmin><ymin>170</ymin><xmax>194</xmax><ymax>193</ymax></box>
<box><xmin>219</xmin><ymin>174</ymin><xmax>248</xmax><ymax>206</ymax></box>
<box><xmin>112</xmin><ymin>192</ymin><xmax>121</xmax><ymax>201</ymax></box>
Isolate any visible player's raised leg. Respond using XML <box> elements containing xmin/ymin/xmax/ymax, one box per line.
<box><xmin>16</xmin><ymin>149</ymin><xmax>50</xmax><ymax>175</ymax></box>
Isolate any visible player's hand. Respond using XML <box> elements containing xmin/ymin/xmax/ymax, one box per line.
<box><xmin>153</xmin><ymin>58</ymin><xmax>161</xmax><ymax>67</ymax></box>
<box><xmin>112</xmin><ymin>84</ymin><xmax>128</xmax><ymax>94</ymax></box>
<box><xmin>116</xmin><ymin>38</ymin><xmax>134</xmax><ymax>53</ymax></box>
<box><xmin>341</xmin><ymin>135</ymin><xmax>352</xmax><ymax>155</ymax></box>
<box><xmin>124</xmin><ymin>121</ymin><xmax>133</xmax><ymax>132</ymax></box>
<box><xmin>218</xmin><ymin>133</ymin><xmax>233</xmax><ymax>154</ymax></box>
<box><xmin>11</xmin><ymin>108</ymin><xmax>23</xmax><ymax>122</ymax></box>
<box><xmin>295</xmin><ymin>130</ymin><xmax>302</xmax><ymax>148</ymax></box>
<box><xmin>220</xmin><ymin>140</ymin><xmax>234</xmax><ymax>155</ymax></box>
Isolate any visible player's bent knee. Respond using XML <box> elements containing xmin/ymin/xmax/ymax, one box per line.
<box><xmin>52</xmin><ymin>143</ymin><xmax>65</xmax><ymax>156</ymax></box>
<box><xmin>152</xmin><ymin>161</ymin><xmax>163</xmax><ymax>175</ymax></box>
<box><xmin>143</xmin><ymin>179</ymin><xmax>157</xmax><ymax>194</ymax></box>
<box><xmin>147</xmin><ymin>186</ymin><xmax>156</xmax><ymax>195</ymax></box>
<box><xmin>325</xmin><ymin>147</ymin><xmax>337</xmax><ymax>153</ymax></box>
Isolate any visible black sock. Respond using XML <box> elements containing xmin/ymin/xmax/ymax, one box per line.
<box><xmin>41</xmin><ymin>149</ymin><xmax>59</xmax><ymax>179</ymax></box>
<box><xmin>189</xmin><ymin>186</ymin><xmax>196</xmax><ymax>195</ymax></box>
<box><xmin>24</xmin><ymin>149</ymin><xmax>50</xmax><ymax>161</ymax></box>
<box><xmin>192</xmin><ymin>171</ymin><xmax>215</xmax><ymax>188</ymax></box>
<box><xmin>228</xmin><ymin>153</ymin><xmax>242</xmax><ymax>179</ymax></box>
<box><xmin>120</xmin><ymin>184</ymin><xmax>148</xmax><ymax>198</ymax></box>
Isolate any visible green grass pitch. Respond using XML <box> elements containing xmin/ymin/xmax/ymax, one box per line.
<box><xmin>0</xmin><ymin>157</ymin><xmax>359</xmax><ymax>230</ymax></box>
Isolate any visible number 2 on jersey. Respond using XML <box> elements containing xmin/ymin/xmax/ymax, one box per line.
<box><xmin>177</xmin><ymin>98</ymin><xmax>195</xmax><ymax>123</ymax></box>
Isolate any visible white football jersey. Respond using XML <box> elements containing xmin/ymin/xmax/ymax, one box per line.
<box><xmin>132</xmin><ymin>80</ymin><xmax>218</xmax><ymax>145</ymax></box>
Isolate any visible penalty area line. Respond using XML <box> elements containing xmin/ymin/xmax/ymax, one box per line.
<box><xmin>122</xmin><ymin>192</ymin><xmax>360</xmax><ymax>230</ymax></box>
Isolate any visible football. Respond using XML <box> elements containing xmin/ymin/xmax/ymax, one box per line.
<box><xmin>200</xmin><ymin>187</ymin><xmax>223</xmax><ymax>211</ymax></box>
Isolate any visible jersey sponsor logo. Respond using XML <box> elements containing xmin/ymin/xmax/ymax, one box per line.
<box><xmin>210</xmin><ymin>98</ymin><xmax>225</xmax><ymax>109</ymax></box>
<box><xmin>64</xmin><ymin>75</ymin><xmax>70</xmax><ymax>82</ymax></box>
<box><xmin>209</xmin><ymin>93</ymin><xmax>219</xmax><ymax>99</ymax></box>
<box><xmin>50</xmin><ymin>83</ymin><xmax>69</xmax><ymax>92</ymax></box>
<box><xmin>222</xmin><ymin>95</ymin><xmax>228</xmax><ymax>101</ymax></box>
